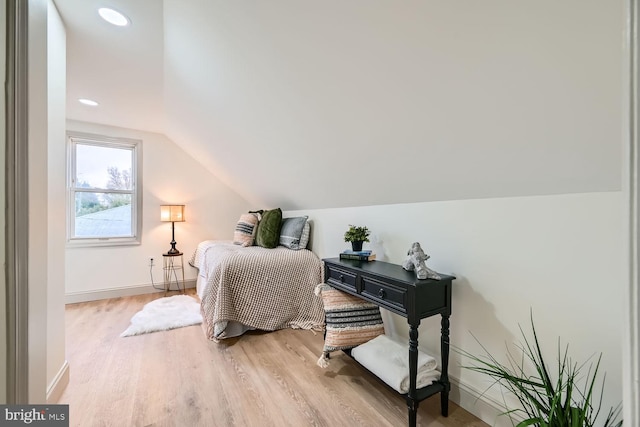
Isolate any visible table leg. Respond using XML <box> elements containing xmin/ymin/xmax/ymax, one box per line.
<box><xmin>407</xmin><ymin>322</ymin><xmax>420</xmax><ymax>427</ymax></box>
<box><xmin>179</xmin><ymin>255</ymin><xmax>185</xmax><ymax>293</ymax></box>
<box><xmin>440</xmin><ymin>314</ymin><xmax>450</xmax><ymax>417</ymax></box>
<box><xmin>163</xmin><ymin>257</ymin><xmax>172</xmax><ymax>296</ymax></box>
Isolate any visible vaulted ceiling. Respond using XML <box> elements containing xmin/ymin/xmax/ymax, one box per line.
<box><xmin>53</xmin><ymin>0</ymin><xmax>623</xmax><ymax>210</ymax></box>
<box><xmin>54</xmin><ymin>0</ymin><xmax>165</xmax><ymax>133</ymax></box>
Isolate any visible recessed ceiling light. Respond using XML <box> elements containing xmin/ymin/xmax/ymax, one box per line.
<box><xmin>78</xmin><ymin>98</ymin><xmax>99</xmax><ymax>106</ymax></box>
<box><xmin>98</xmin><ymin>7</ymin><xmax>130</xmax><ymax>27</ymax></box>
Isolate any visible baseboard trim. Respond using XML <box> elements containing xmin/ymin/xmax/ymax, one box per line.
<box><xmin>47</xmin><ymin>360</ymin><xmax>69</xmax><ymax>404</ymax></box>
<box><xmin>65</xmin><ymin>280</ymin><xmax>197</xmax><ymax>304</ymax></box>
<box><xmin>449</xmin><ymin>374</ymin><xmax>521</xmax><ymax>427</ymax></box>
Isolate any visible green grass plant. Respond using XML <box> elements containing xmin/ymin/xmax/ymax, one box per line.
<box><xmin>456</xmin><ymin>314</ymin><xmax>622</xmax><ymax>427</ymax></box>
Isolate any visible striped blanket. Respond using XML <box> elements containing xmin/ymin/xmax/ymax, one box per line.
<box><xmin>190</xmin><ymin>241</ymin><xmax>325</xmax><ymax>341</ymax></box>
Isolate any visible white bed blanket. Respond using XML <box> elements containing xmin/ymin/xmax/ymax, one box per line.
<box><xmin>351</xmin><ymin>334</ymin><xmax>440</xmax><ymax>394</ymax></box>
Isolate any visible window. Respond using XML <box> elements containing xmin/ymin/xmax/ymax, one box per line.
<box><xmin>67</xmin><ymin>132</ymin><xmax>142</xmax><ymax>246</ymax></box>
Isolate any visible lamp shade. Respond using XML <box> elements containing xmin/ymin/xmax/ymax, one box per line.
<box><xmin>160</xmin><ymin>205</ymin><xmax>185</xmax><ymax>222</ymax></box>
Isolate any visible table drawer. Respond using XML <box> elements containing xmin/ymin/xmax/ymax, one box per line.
<box><xmin>361</xmin><ymin>276</ymin><xmax>407</xmax><ymax>313</ymax></box>
<box><xmin>325</xmin><ymin>265</ymin><xmax>358</xmax><ymax>292</ymax></box>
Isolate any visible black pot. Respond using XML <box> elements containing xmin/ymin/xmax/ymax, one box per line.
<box><xmin>351</xmin><ymin>241</ymin><xmax>363</xmax><ymax>251</ymax></box>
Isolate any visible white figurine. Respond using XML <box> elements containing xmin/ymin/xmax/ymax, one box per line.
<box><xmin>402</xmin><ymin>242</ymin><xmax>441</xmax><ymax>280</ymax></box>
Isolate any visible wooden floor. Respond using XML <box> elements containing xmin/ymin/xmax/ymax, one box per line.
<box><xmin>58</xmin><ymin>291</ymin><xmax>488</xmax><ymax>427</ymax></box>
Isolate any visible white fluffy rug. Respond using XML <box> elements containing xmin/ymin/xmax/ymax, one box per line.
<box><xmin>120</xmin><ymin>295</ymin><xmax>203</xmax><ymax>337</ymax></box>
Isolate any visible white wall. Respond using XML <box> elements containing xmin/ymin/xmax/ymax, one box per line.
<box><xmin>28</xmin><ymin>0</ymin><xmax>49</xmax><ymax>403</ymax></box>
<box><xmin>46</xmin><ymin>0</ymin><xmax>67</xmax><ymax>402</ymax></box>
<box><xmin>163</xmin><ymin>0</ymin><xmax>623</xmax><ymax>210</ymax></box>
<box><xmin>65</xmin><ymin>120</ymin><xmax>252</xmax><ymax>300</ymax></box>
<box><xmin>16</xmin><ymin>0</ymin><xmax>70</xmax><ymax>405</ymax></box>
<box><xmin>286</xmin><ymin>191</ymin><xmax>624</xmax><ymax>426</ymax></box>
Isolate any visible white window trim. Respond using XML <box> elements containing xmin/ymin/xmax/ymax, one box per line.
<box><xmin>66</xmin><ymin>131</ymin><xmax>143</xmax><ymax>247</ymax></box>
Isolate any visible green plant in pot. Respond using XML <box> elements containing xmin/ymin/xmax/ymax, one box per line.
<box><xmin>456</xmin><ymin>314</ymin><xmax>622</xmax><ymax>427</ymax></box>
<box><xmin>343</xmin><ymin>225</ymin><xmax>370</xmax><ymax>251</ymax></box>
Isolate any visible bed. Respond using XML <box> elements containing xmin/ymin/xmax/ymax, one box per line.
<box><xmin>189</xmin><ymin>240</ymin><xmax>325</xmax><ymax>341</ymax></box>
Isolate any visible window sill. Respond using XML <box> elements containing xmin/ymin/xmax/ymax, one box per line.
<box><xmin>66</xmin><ymin>238</ymin><xmax>141</xmax><ymax>248</ymax></box>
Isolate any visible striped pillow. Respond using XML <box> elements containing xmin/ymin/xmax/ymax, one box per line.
<box><xmin>314</xmin><ymin>283</ymin><xmax>384</xmax><ymax>367</ymax></box>
<box><xmin>233</xmin><ymin>213</ymin><xmax>259</xmax><ymax>247</ymax></box>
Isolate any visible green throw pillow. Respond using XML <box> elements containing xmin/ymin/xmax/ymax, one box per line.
<box><xmin>255</xmin><ymin>208</ymin><xmax>282</xmax><ymax>248</ymax></box>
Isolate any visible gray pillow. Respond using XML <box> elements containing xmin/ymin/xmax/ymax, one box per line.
<box><xmin>279</xmin><ymin>216</ymin><xmax>309</xmax><ymax>250</ymax></box>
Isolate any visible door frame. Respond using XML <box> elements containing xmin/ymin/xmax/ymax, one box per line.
<box><xmin>5</xmin><ymin>0</ymin><xmax>30</xmax><ymax>403</ymax></box>
<box><xmin>625</xmin><ymin>0</ymin><xmax>640</xmax><ymax>424</ymax></box>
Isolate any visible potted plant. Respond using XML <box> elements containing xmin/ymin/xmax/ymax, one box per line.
<box><xmin>343</xmin><ymin>225</ymin><xmax>370</xmax><ymax>251</ymax></box>
<box><xmin>456</xmin><ymin>314</ymin><xmax>622</xmax><ymax>427</ymax></box>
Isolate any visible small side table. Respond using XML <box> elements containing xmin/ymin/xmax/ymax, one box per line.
<box><xmin>162</xmin><ymin>252</ymin><xmax>185</xmax><ymax>296</ymax></box>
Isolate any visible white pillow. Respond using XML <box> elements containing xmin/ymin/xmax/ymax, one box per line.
<box><xmin>299</xmin><ymin>221</ymin><xmax>311</xmax><ymax>249</ymax></box>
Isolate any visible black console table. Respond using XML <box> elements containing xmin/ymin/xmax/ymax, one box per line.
<box><xmin>323</xmin><ymin>258</ymin><xmax>454</xmax><ymax>427</ymax></box>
